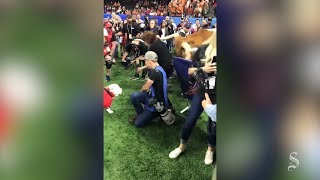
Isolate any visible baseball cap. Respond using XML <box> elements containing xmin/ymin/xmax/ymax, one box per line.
<box><xmin>145</xmin><ymin>51</ymin><xmax>158</xmax><ymax>61</ymax></box>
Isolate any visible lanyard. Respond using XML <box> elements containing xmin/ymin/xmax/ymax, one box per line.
<box><xmin>127</xmin><ymin>24</ymin><xmax>133</xmax><ymax>35</ymax></box>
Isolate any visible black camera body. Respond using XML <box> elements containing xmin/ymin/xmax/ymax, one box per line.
<box><xmin>144</xmin><ymin>16</ymin><xmax>150</xmax><ymax>28</ymax></box>
<box><xmin>192</xmin><ymin>44</ymin><xmax>217</xmax><ymax>101</ymax></box>
<box><xmin>125</xmin><ymin>43</ymin><xmax>141</xmax><ymax>63</ymax></box>
<box><xmin>194</xmin><ymin>68</ymin><xmax>216</xmax><ymax>100</ymax></box>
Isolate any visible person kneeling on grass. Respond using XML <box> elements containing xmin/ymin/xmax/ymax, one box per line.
<box><xmin>129</xmin><ymin>51</ymin><xmax>174</xmax><ymax>128</ymax></box>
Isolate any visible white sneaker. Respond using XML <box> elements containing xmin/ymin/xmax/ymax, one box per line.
<box><xmin>106</xmin><ymin>108</ymin><xmax>114</xmax><ymax>113</ymax></box>
<box><xmin>204</xmin><ymin>150</ymin><xmax>214</xmax><ymax>165</ymax></box>
<box><xmin>169</xmin><ymin>148</ymin><xmax>184</xmax><ymax>159</ymax></box>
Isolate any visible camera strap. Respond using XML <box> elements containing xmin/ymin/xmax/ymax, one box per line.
<box><xmin>144</xmin><ymin>66</ymin><xmax>169</xmax><ymax>112</ymax></box>
<box><xmin>127</xmin><ymin>24</ymin><xmax>133</xmax><ymax>37</ymax></box>
<box><xmin>155</xmin><ymin>66</ymin><xmax>169</xmax><ymax>107</ymax></box>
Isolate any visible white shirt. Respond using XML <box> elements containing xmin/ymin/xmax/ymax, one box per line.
<box><xmin>161</xmin><ymin>28</ymin><xmax>166</xmax><ymax>38</ymax></box>
<box><xmin>172</xmin><ymin>23</ymin><xmax>177</xmax><ymax>32</ymax></box>
<box><xmin>103</xmin><ymin>28</ymin><xmax>108</xmax><ymax>37</ymax></box>
<box><xmin>191</xmin><ymin>24</ymin><xmax>197</xmax><ymax>31</ymax></box>
<box><xmin>137</xmin><ymin>19</ymin><xmax>144</xmax><ymax>24</ymax></box>
<box><xmin>161</xmin><ymin>28</ymin><xmax>167</xmax><ymax>43</ymax></box>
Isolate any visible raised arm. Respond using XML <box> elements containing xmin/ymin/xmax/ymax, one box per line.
<box><xmin>160</xmin><ymin>33</ymin><xmax>180</xmax><ymax>41</ymax></box>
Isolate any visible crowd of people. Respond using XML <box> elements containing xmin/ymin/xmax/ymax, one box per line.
<box><xmin>104</xmin><ymin>0</ymin><xmax>216</xmax><ymax>18</ymax></box>
<box><xmin>103</xmin><ymin>13</ymin><xmax>215</xmax><ymax>78</ymax></box>
<box><xmin>103</xmin><ymin>11</ymin><xmax>216</xmax><ymax>165</ymax></box>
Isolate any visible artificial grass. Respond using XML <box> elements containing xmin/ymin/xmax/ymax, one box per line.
<box><xmin>104</xmin><ymin>62</ymin><xmax>214</xmax><ymax>180</ymax></box>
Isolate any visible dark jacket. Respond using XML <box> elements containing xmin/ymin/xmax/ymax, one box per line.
<box><xmin>158</xmin><ymin>27</ymin><xmax>169</xmax><ymax>37</ymax></box>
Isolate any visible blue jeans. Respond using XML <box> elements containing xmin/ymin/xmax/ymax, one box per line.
<box><xmin>180</xmin><ymin>93</ymin><xmax>216</xmax><ymax>147</ymax></box>
<box><xmin>130</xmin><ymin>91</ymin><xmax>159</xmax><ymax>128</ymax></box>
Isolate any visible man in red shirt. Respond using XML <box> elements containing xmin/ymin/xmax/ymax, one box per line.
<box><xmin>104</xmin><ymin>22</ymin><xmax>117</xmax><ymax>82</ymax></box>
<box><xmin>0</xmin><ymin>98</ymin><xmax>10</xmax><ymax>146</ymax></box>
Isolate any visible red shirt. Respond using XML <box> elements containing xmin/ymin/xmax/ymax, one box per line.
<box><xmin>103</xmin><ymin>88</ymin><xmax>114</xmax><ymax>108</ymax></box>
<box><xmin>104</xmin><ymin>28</ymin><xmax>115</xmax><ymax>56</ymax></box>
<box><xmin>0</xmin><ymin>97</ymin><xmax>11</xmax><ymax>144</ymax></box>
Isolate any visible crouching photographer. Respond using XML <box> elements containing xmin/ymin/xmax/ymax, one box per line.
<box><xmin>118</xmin><ymin>15</ymin><xmax>141</xmax><ymax>63</ymax></box>
<box><xmin>140</xmin><ymin>31</ymin><xmax>174</xmax><ymax>78</ymax></box>
<box><xmin>122</xmin><ymin>39</ymin><xmax>149</xmax><ymax>80</ymax></box>
<box><xmin>169</xmin><ymin>52</ymin><xmax>217</xmax><ymax>165</ymax></box>
<box><xmin>129</xmin><ymin>51</ymin><xmax>175</xmax><ymax>128</ymax></box>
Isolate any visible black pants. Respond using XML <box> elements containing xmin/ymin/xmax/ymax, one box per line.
<box><xmin>105</xmin><ymin>60</ymin><xmax>112</xmax><ymax>69</ymax></box>
<box><xmin>207</xmin><ymin>119</ymin><xmax>216</xmax><ymax>148</ymax></box>
<box><xmin>180</xmin><ymin>93</ymin><xmax>216</xmax><ymax>147</ymax></box>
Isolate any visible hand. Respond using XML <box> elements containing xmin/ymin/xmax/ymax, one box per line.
<box><xmin>201</xmin><ymin>93</ymin><xmax>212</xmax><ymax>109</ymax></box>
<box><xmin>132</xmin><ymin>40</ymin><xmax>140</xmax><ymax>45</ymax></box>
<box><xmin>131</xmin><ymin>57</ymin><xmax>140</xmax><ymax>64</ymax></box>
<box><xmin>137</xmin><ymin>66</ymin><xmax>146</xmax><ymax>73</ymax></box>
<box><xmin>201</xmin><ymin>62</ymin><xmax>216</xmax><ymax>73</ymax></box>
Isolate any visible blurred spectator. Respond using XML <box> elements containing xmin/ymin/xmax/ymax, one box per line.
<box><xmin>190</xmin><ymin>19</ymin><xmax>201</xmax><ymax>33</ymax></box>
<box><xmin>202</xmin><ymin>0</ymin><xmax>210</xmax><ymax>17</ymax></box>
<box><xmin>116</xmin><ymin>15</ymin><xmax>141</xmax><ymax>63</ymax></box>
<box><xmin>170</xmin><ymin>18</ymin><xmax>177</xmax><ymax>32</ymax></box>
<box><xmin>186</xmin><ymin>4</ymin><xmax>194</xmax><ymax>17</ymax></box>
<box><xmin>183</xmin><ymin>24</ymin><xmax>192</xmax><ymax>36</ymax></box>
<box><xmin>136</xmin><ymin>15</ymin><xmax>144</xmax><ymax>25</ymax></box>
<box><xmin>159</xmin><ymin>21</ymin><xmax>169</xmax><ymax>42</ymax></box>
<box><xmin>185</xmin><ymin>0</ymin><xmax>191</xmax><ymax>11</ymax></box>
<box><xmin>165</xmin><ymin>16</ymin><xmax>175</xmax><ymax>35</ymax></box>
<box><xmin>201</xmin><ymin>19</ymin><xmax>207</xmax><ymax>26</ymax></box>
<box><xmin>104</xmin><ymin>0</ymin><xmax>216</xmax><ymax>18</ymax></box>
<box><xmin>147</xmin><ymin>20</ymin><xmax>159</xmax><ymax>35</ymax></box>
<box><xmin>177</xmin><ymin>18</ymin><xmax>185</xmax><ymax>30</ymax></box>
<box><xmin>164</xmin><ymin>16</ymin><xmax>175</xmax><ymax>51</ymax></box>
<box><xmin>194</xmin><ymin>3</ymin><xmax>202</xmax><ymax>17</ymax></box>
<box><xmin>184</xmin><ymin>17</ymin><xmax>192</xmax><ymax>27</ymax></box>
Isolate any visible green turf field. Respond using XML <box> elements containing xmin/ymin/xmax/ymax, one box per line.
<box><xmin>104</xmin><ymin>62</ymin><xmax>214</xmax><ymax>180</ymax></box>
